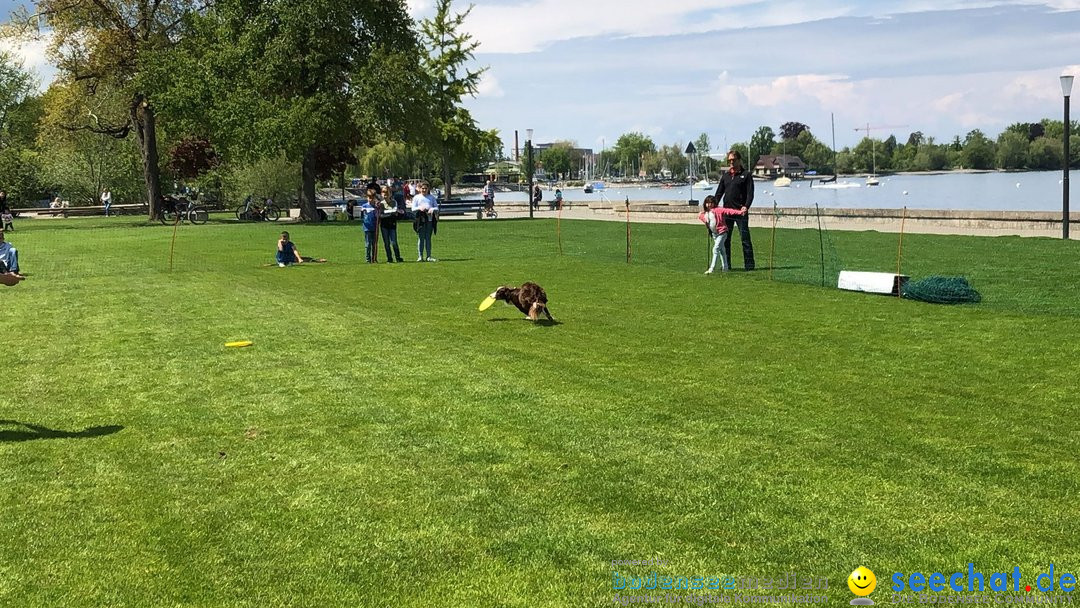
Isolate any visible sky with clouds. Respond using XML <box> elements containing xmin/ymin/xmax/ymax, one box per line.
<box><xmin>421</xmin><ymin>0</ymin><xmax>1080</xmax><ymax>155</ymax></box>
<box><xmin>4</xmin><ymin>0</ymin><xmax>1079</xmax><ymax>156</ymax></box>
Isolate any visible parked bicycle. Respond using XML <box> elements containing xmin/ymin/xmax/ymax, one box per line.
<box><xmin>160</xmin><ymin>195</ymin><xmax>209</xmax><ymax>225</ymax></box>
<box><xmin>235</xmin><ymin>196</ymin><xmax>281</xmax><ymax>222</ymax></box>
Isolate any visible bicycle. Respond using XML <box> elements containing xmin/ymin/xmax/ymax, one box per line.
<box><xmin>160</xmin><ymin>195</ymin><xmax>209</xmax><ymax>225</ymax></box>
<box><xmin>235</xmin><ymin>197</ymin><xmax>281</xmax><ymax>222</ymax></box>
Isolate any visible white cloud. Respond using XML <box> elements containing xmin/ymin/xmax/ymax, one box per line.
<box><xmin>406</xmin><ymin>0</ymin><xmax>435</xmax><ymax>19</ymax></box>
<box><xmin>463</xmin><ymin>0</ymin><xmax>1044</xmax><ymax>55</ymax></box>
<box><xmin>737</xmin><ymin>74</ymin><xmax>857</xmax><ymax>109</ymax></box>
<box><xmin>0</xmin><ymin>35</ymin><xmax>54</xmax><ymax>88</ymax></box>
<box><xmin>475</xmin><ymin>71</ymin><xmax>504</xmax><ymax>98</ymax></box>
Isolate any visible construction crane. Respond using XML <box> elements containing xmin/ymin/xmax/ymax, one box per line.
<box><xmin>853</xmin><ymin>123</ymin><xmax>909</xmax><ymax>185</ymax></box>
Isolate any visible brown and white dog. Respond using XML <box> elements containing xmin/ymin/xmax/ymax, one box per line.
<box><xmin>491</xmin><ymin>282</ymin><xmax>554</xmax><ymax>321</ymax></box>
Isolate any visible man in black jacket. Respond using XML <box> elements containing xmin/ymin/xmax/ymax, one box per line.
<box><xmin>714</xmin><ymin>150</ymin><xmax>755</xmax><ymax>270</ymax></box>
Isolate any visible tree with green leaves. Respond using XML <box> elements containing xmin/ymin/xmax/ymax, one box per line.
<box><xmin>693</xmin><ymin>132</ymin><xmax>712</xmax><ymax>176</ymax></box>
<box><xmin>8</xmin><ymin>0</ymin><xmax>207</xmax><ymax>219</ymax></box>
<box><xmin>961</xmin><ymin>129</ymin><xmax>995</xmax><ymax>170</ymax></box>
<box><xmin>1028</xmin><ymin>137</ymin><xmax>1062</xmax><ymax>170</ymax></box>
<box><xmin>540</xmin><ymin>142</ymin><xmax>575</xmax><ymax>180</ymax></box>
<box><xmin>419</xmin><ymin>0</ymin><xmax>492</xmax><ymax>200</ymax></box>
<box><xmin>996</xmin><ymin>131</ymin><xmax>1028</xmax><ymax>169</ymax></box>
<box><xmin>158</xmin><ymin>0</ymin><xmax>422</xmax><ymax>221</ymax></box>
<box><xmin>37</xmin><ymin>82</ymin><xmax>145</xmax><ymax>206</ymax></box>
<box><xmin>748</xmin><ymin>126</ymin><xmax>775</xmax><ymax>163</ymax></box>
<box><xmin>0</xmin><ymin>51</ymin><xmax>35</xmax><ymax>148</ymax></box>
<box><xmin>610</xmin><ymin>132</ymin><xmax>655</xmax><ymax>177</ymax></box>
<box><xmin>779</xmin><ymin>121</ymin><xmax>809</xmax><ymax>141</ymax></box>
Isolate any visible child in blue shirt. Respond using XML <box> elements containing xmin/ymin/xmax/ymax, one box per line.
<box><xmin>276</xmin><ymin>231</ymin><xmax>302</xmax><ymax>266</ymax></box>
<box><xmin>361</xmin><ymin>189</ymin><xmax>379</xmax><ymax>263</ymax></box>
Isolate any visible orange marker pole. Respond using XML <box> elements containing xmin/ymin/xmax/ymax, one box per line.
<box><xmin>557</xmin><ymin>201</ymin><xmax>563</xmax><ymax>255</ymax></box>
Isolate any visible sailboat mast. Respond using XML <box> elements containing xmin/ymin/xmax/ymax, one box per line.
<box><xmin>831</xmin><ymin>113</ymin><xmax>837</xmax><ymax>178</ymax></box>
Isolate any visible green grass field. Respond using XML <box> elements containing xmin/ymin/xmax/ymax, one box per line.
<box><xmin>2</xmin><ymin>216</ymin><xmax>1079</xmax><ymax>607</ymax></box>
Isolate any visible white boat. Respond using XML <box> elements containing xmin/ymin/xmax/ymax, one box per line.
<box><xmin>693</xmin><ymin>179</ymin><xmax>712</xmax><ymax>189</ymax></box>
<box><xmin>865</xmin><ymin>175</ymin><xmax>880</xmax><ymax>187</ymax></box>
<box><xmin>774</xmin><ymin>176</ymin><xmax>792</xmax><ymax>188</ymax></box>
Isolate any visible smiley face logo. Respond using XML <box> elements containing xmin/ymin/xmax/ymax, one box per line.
<box><xmin>848</xmin><ymin>566</ymin><xmax>877</xmax><ymax>597</ymax></box>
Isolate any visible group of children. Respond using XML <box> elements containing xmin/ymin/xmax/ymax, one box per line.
<box><xmin>276</xmin><ymin>180</ymin><xmax>442</xmax><ymax>267</ymax></box>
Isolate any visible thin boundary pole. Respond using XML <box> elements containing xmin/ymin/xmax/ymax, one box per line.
<box><xmin>557</xmin><ymin>200</ymin><xmax>563</xmax><ymax>255</ymax></box>
<box><xmin>815</xmin><ymin>203</ymin><xmax>825</xmax><ymax>287</ymax></box>
<box><xmin>168</xmin><ymin>211</ymin><xmax>181</xmax><ymax>273</ymax></box>
<box><xmin>770</xmin><ymin>201</ymin><xmax>778</xmax><ymax>281</ymax></box>
<box><xmin>625</xmin><ymin>197</ymin><xmax>631</xmax><ymax>264</ymax></box>
<box><xmin>896</xmin><ymin>206</ymin><xmax>908</xmax><ymax>298</ymax></box>
<box><xmin>373</xmin><ymin>205</ymin><xmax>380</xmax><ymax>263</ymax></box>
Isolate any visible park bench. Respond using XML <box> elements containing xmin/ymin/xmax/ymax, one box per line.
<box><xmin>9</xmin><ymin>204</ymin><xmax>148</xmax><ymax>218</ymax></box>
<box><xmin>437</xmin><ymin>198</ymin><xmax>488</xmax><ymax>219</ymax></box>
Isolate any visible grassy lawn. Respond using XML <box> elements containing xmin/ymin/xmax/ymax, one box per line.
<box><xmin>2</xmin><ymin>216</ymin><xmax>1079</xmax><ymax>607</ymax></box>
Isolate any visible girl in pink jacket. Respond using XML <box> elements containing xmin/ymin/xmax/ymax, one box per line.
<box><xmin>698</xmin><ymin>195</ymin><xmax>746</xmax><ymax>273</ymax></box>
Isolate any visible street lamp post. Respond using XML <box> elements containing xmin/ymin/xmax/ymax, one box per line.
<box><xmin>1063</xmin><ymin>75</ymin><xmax>1074</xmax><ymax>240</ymax></box>
<box><xmin>526</xmin><ymin>128</ymin><xmax>534</xmax><ymax>220</ymax></box>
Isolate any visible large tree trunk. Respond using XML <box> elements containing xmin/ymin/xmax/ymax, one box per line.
<box><xmin>441</xmin><ymin>145</ymin><xmax>453</xmax><ymax>201</ymax></box>
<box><xmin>132</xmin><ymin>95</ymin><xmax>163</xmax><ymax>220</ymax></box>
<box><xmin>301</xmin><ymin>146</ymin><xmax>319</xmax><ymax>221</ymax></box>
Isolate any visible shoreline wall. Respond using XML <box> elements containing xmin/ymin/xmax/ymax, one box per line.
<box><xmin>494</xmin><ymin>201</ymin><xmax>1075</xmax><ymax>238</ymax></box>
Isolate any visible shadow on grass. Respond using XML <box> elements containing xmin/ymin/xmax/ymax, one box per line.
<box><xmin>485</xmin><ymin>318</ymin><xmax>562</xmax><ymax>326</ymax></box>
<box><xmin>0</xmin><ymin>420</ymin><xmax>124</xmax><ymax>443</ymax></box>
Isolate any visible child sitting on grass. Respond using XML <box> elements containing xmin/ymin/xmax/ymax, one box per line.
<box><xmin>698</xmin><ymin>195</ymin><xmax>746</xmax><ymax>274</ymax></box>
<box><xmin>275</xmin><ymin>231</ymin><xmax>326</xmax><ymax>267</ymax></box>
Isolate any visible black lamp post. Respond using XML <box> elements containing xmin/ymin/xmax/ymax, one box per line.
<box><xmin>1063</xmin><ymin>75</ymin><xmax>1074</xmax><ymax>240</ymax></box>
<box><xmin>526</xmin><ymin>128</ymin><xmax>534</xmax><ymax>219</ymax></box>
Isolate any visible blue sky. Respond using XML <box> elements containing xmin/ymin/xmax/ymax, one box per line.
<box><xmin>429</xmin><ymin>0</ymin><xmax>1080</xmax><ymax>155</ymax></box>
<box><xmin>4</xmin><ymin>0</ymin><xmax>1079</xmax><ymax>157</ymax></box>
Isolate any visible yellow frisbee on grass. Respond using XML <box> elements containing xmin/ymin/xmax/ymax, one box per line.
<box><xmin>478</xmin><ymin>295</ymin><xmax>497</xmax><ymax>311</ymax></box>
<box><xmin>225</xmin><ymin>340</ymin><xmax>254</xmax><ymax>348</ymax></box>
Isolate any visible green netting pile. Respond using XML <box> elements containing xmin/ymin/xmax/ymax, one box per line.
<box><xmin>902</xmin><ymin>276</ymin><xmax>982</xmax><ymax>304</ymax></box>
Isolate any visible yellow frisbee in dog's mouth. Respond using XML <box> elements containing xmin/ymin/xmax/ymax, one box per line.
<box><xmin>478</xmin><ymin>295</ymin><xmax>497</xmax><ymax>311</ymax></box>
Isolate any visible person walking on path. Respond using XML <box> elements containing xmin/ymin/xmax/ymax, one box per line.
<box><xmin>411</xmin><ymin>181</ymin><xmax>439</xmax><ymax>262</ymax></box>
<box><xmin>714</xmin><ymin>150</ymin><xmax>755</xmax><ymax>270</ymax></box>
<box><xmin>482</xmin><ymin>175</ymin><xmax>496</xmax><ymax>217</ymax></box>
<box><xmin>101</xmin><ymin>188</ymin><xmax>113</xmax><ymax>217</ymax></box>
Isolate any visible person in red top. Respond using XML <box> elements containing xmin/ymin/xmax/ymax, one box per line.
<box><xmin>713</xmin><ymin>149</ymin><xmax>755</xmax><ymax>270</ymax></box>
<box><xmin>698</xmin><ymin>195</ymin><xmax>746</xmax><ymax>274</ymax></box>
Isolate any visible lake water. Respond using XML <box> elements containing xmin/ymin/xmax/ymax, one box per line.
<box><xmin>494</xmin><ymin>170</ymin><xmax>1077</xmax><ymax>212</ymax></box>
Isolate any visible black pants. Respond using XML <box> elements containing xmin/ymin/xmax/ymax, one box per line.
<box><xmin>723</xmin><ymin>213</ymin><xmax>755</xmax><ymax>270</ymax></box>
